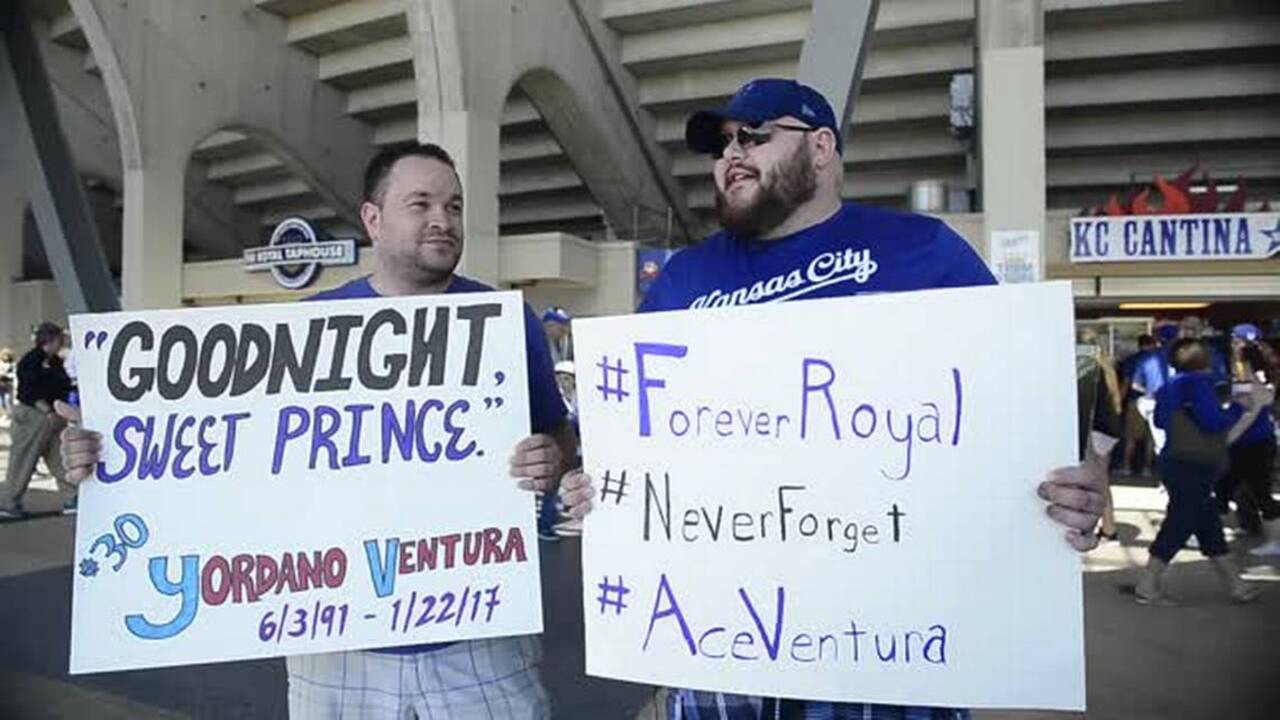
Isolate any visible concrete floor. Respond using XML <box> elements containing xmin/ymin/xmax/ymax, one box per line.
<box><xmin>1</xmin><ymin>418</ymin><xmax>1278</xmax><ymax>718</ymax></box>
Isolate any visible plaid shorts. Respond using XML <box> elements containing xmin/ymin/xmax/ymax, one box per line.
<box><xmin>286</xmin><ymin>636</ymin><xmax>549</xmax><ymax>719</ymax></box>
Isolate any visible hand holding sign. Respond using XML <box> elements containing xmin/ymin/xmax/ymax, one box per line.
<box><xmin>68</xmin><ymin>292</ymin><xmax>543</xmax><ymax>674</ymax></box>
<box><xmin>559</xmin><ymin>469</ymin><xmax>594</xmax><ymax>520</ymax></box>
<box><xmin>575</xmin><ymin>283</ymin><xmax>1087</xmax><ymax>711</ymax></box>
<box><xmin>56</xmin><ymin>400</ymin><xmax>99</xmax><ymax>486</ymax></box>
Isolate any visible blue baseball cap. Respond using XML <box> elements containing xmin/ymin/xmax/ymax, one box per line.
<box><xmin>1232</xmin><ymin>323</ymin><xmax>1260</xmax><ymax>341</ymax></box>
<box><xmin>542</xmin><ymin>307</ymin><xmax>571</xmax><ymax>324</ymax></box>
<box><xmin>686</xmin><ymin>78</ymin><xmax>843</xmax><ymax>156</ymax></box>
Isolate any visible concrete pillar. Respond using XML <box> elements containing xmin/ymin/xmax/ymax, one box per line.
<box><xmin>977</xmin><ymin>0</ymin><xmax>1046</xmax><ymax>281</ymax></box>
<box><xmin>798</xmin><ymin>0</ymin><xmax>878</xmax><ymax>141</ymax></box>
<box><xmin>0</xmin><ymin>61</ymin><xmax>36</xmax><ymax>350</ymax></box>
<box><xmin>0</xmin><ymin>194</ymin><xmax>29</xmax><ymax>351</ymax></box>
<box><xmin>407</xmin><ymin>0</ymin><xmax>696</xmax><ymax>284</ymax></box>
<box><xmin>120</xmin><ymin>151</ymin><xmax>185</xmax><ymax>309</ymax></box>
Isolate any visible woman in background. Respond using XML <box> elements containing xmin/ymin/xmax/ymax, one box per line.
<box><xmin>0</xmin><ymin>348</ymin><xmax>14</xmax><ymax>411</ymax></box>
<box><xmin>1218</xmin><ymin>324</ymin><xmax>1280</xmax><ymax>555</ymax></box>
<box><xmin>1136</xmin><ymin>338</ymin><xmax>1269</xmax><ymax>605</ymax></box>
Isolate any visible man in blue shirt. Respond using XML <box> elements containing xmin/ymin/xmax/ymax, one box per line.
<box><xmin>561</xmin><ymin>78</ymin><xmax>1110</xmax><ymax>720</ymax></box>
<box><xmin>1119</xmin><ymin>334</ymin><xmax>1158</xmax><ymax>476</ymax></box>
<box><xmin>60</xmin><ymin>144</ymin><xmax>574</xmax><ymax>719</ymax></box>
<box><xmin>1132</xmin><ymin>332</ymin><xmax>1172</xmax><ymax>457</ymax></box>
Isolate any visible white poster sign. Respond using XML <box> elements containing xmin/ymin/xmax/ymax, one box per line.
<box><xmin>69</xmin><ymin>292</ymin><xmax>541</xmax><ymax>673</ymax></box>
<box><xmin>575</xmin><ymin>282</ymin><xmax>1085</xmax><ymax>710</ymax></box>
<box><xmin>989</xmin><ymin>230</ymin><xmax>1042</xmax><ymax>283</ymax></box>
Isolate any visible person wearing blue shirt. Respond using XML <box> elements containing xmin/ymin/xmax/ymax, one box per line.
<box><xmin>1119</xmin><ymin>334</ymin><xmax>1159</xmax><ymax>476</ymax></box>
<box><xmin>1136</xmin><ymin>338</ymin><xmax>1268</xmax><ymax>606</ymax></box>
<box><xmin>1217</xmin><ymin>323</ymin><xmax>1280</xmax><ymax>555</ymax></box>
<box><xmin>560</xmin><ymin>78</ymin><xmax>1111</xmax><ymax>720</ymax></box>
<box><xmin>59</xmin><ymin>143</ymin><xmax>574</xmax><ymax>719</ymax></box>
<box><xmin>1131</xmin><ymin>334</ymin><xmax>1172</xmax><ymax>458</ymax></box>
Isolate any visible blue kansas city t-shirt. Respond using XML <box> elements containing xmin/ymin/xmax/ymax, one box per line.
<box><xmin>640</xmin><ymin>202</ymin><xmax>996</xmax><ymax>717</ymax></box>
<box><xmin>641</xmin><ymin>202</ymin><xmax>995</xmax><ymax>312</ymax></box>
<box><xmin>308</xmin><ymin>273</ymin><xmax>566</xmax><ymax>654</ymax></box>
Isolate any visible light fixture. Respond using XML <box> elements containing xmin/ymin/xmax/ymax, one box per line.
<box><xmin>1117</xmin><ymin>302</ymin><xmax>1211</xmax><ymax>311</ymax></box>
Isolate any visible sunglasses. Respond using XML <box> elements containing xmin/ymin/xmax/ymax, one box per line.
<box><xmin>711</xmin><ymin>123</ymin><xmax>817</xmax><ymax>159</ymax></box>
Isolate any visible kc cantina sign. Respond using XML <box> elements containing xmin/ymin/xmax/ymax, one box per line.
<box><xmin>1071</xmin><ymin>213</ymin><xmax>1280</xmax><ymax>263</ymax></box>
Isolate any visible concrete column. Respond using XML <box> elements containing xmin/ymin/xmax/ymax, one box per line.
<box><xmin>407</xmin><ymin>0</ymin><xmax>696</xmax><ymax>271</ymax></box>
<box><xmin>120</xmin><ymin>150</ymin><xmax>185</xmax><ymax>309</ymax></box>
<box><xmin>0</xmin><ymin>194</ymin><xmax>29</xmax><ymax>351</ymax></box>
<box><xmin>0</xmin><ymin>63</ymin><xmax>35</xmax><ymax>350</ymax></box>
<box><xmin>977</xmin><ymin>0</ymin><xmax>1046</xmax><ymax>280</ymax></box>
<box><xmin>798</xmin><ymin>0</ymin><xmax>879</xmax><ymax>141</ymax></box>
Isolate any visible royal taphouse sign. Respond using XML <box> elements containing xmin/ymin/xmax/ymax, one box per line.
<box><xmin>244</xmin><ymin>218</ymin><xmax>359</xmax><ymax>289</ymax></box>
<box><xmin>1070</xmin><ymin>212</ymin><xmax>1280</xmax><ymax>263</ymax></box>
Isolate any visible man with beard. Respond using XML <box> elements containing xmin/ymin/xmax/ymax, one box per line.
<box><xmin>60</xmin><ymin>144</ymin><xmax>574</xmax><ymax>719</ymax></box>
<box><xmin>560</xmin><ymin>78</ymin><xmax>1109</xmax><ymax>719</ymax></box>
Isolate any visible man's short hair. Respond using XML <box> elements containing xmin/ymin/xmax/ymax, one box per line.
<box><xmin>1169</xmin><ymin>338</ymin><xmax>1210</xmax><ymax>373</ymax></box>
<box><xmin>362</xmin><ymin>143</ymin><xmax>458</xmax><ymax>205</ymax></box>
<box><xmin>1137</xmin><ymin>334</ymin><xmax>1156</xmax><ymax>348</ymax></box>
<box><xmin>34</xmin><ymin>322</ymin><xmax>63</xmax><ymax>347</ymax></box>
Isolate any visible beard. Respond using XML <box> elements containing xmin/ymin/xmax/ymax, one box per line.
<box><xmin>405</xmin><ymin>232</ymin><xmax>462</xmax><ymax>283</ymax></box>
<box><xmin>715</xmin><ymin>142</ymin><xmax>817</xmax><ymax>238</ymax></box>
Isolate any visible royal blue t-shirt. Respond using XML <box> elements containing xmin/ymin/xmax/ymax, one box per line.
<box><xmin>640</xmin><ymin>202</ymin><xmax>995</xmax><ymax>313</ymax></box>
<box><xmin>1153</xmin><ymin>371</ymin><xmax>1243</xmax><ymax>436</ymax></box>
<box><xmin>1132</xmin><ymin>349</ymin><xmax>1171</xmax><ymax>398</ymax></box>
<box><xmin>309</xmin><ymin>274</ymin><xmax>567</xmax><ymax>654</ymax></box>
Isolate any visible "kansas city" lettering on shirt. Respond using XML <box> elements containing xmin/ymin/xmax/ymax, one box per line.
<box><xmin>689</xmin><ymin>248</ymin><xmax>879</xmax><ymax>309</ymax></box>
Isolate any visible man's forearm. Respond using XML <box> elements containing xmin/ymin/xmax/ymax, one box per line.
<box><xmin>1227</xmin><ymin>406</ymin><xmax>1262</xmax><ymax>445</ymax></box>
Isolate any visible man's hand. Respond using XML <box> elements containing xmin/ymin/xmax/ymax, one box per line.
<box><xmin>509</xmin><ymin>434</ymin><xmax>563</xmax><ymax>493</ymax></box>
<box><xmin>558</xmin><ymin>470</ymin><xmax>594</xmax><ymax>520</ymax></box>
<box><xmin>1038</xmin><ymin>459</ymin><xmax>1108</xmax><ymax>552</ymax></box>
<box><xmin>56</xmin><ymin>400</ymin><xmax>100</xmax><ymax>486</ymax></box>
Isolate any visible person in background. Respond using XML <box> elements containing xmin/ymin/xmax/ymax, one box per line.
<box><xmin>538</xmin><ymin>360</ymin><xmax>580</xmax><ymax>541</ymax></box>
<box><xmin>60</xmin><ymin>331</ymin><xmax>79</xmax><ymax>389</ymax></box>
<box><xmin>542</xmin><ymin>307</ymin><xmax>574</xmax><ymax>364</ymax></box>
<box><xmin>1133</xmin><ymin>328</ymin><xmax>1174</xmax><ymax>458</ymax></box>
<box><xmin>1119</xmin><ymin>334</ymin><xmax>1158</xmax><ymax>477</ymax></box>
<box><xmin>1135</xmin><ymin>338</ymin><xmax>1269</xmax><ymax>605</ymax></box>
<box><xmin>0</xmin><ymin>323</ymin><xmax>75</xmax><ymax>519</ymax></box>
<box><xmin>0</xmin><ymin>348</ymin><xmax>15</xmax><ymax>411</ymax></box>
<box><xmin>1217</xmin><ymin>323</ymin><xmax>1280</xmax><ymax>555</ymax></box>
<box><xmin>554</xmin><ymin>360</ymin><xmax>579</xmax><ymax>430</ymax></box>
<box><xmin>1078</xmin><ymin>327</ymin><xmax>1124</xmax><ymax>542</ymax></box>
<box><xmin>1179</xmin><ymin>315</ymin><xmax>1229</xmax><ymax>384</ymax></box>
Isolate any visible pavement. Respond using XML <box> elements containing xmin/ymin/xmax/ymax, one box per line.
<box><xmin>1</xmin><ymin>414</ymin><xmax>1278</xmax><ymax>719</ymax></box>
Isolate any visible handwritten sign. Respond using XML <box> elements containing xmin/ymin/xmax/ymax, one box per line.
<box><xmin>68</xmin><ymin>292</ymin><xmax>541</xmax><ymax>673</ymax></box>
<box><xmin>575</xmin><ymin>282</ymin><xmax>1085</xmax><ymax>710</ymax></box>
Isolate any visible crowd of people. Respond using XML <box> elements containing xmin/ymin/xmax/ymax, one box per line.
<box><xmin>1089</xmin><ymin>317</ymin><xmax>1279</xmax><ymax>604</ymax></box>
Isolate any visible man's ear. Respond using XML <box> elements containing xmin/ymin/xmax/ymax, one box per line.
<box><xmin>809</xmin><ymin>127</ymin><xmax>841</xmax><ymax>172</ymax></box>
<box><xmin>360</xmin><ymin>201</ymin><xmax>381</xmax><ymax>244</ymax></box>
